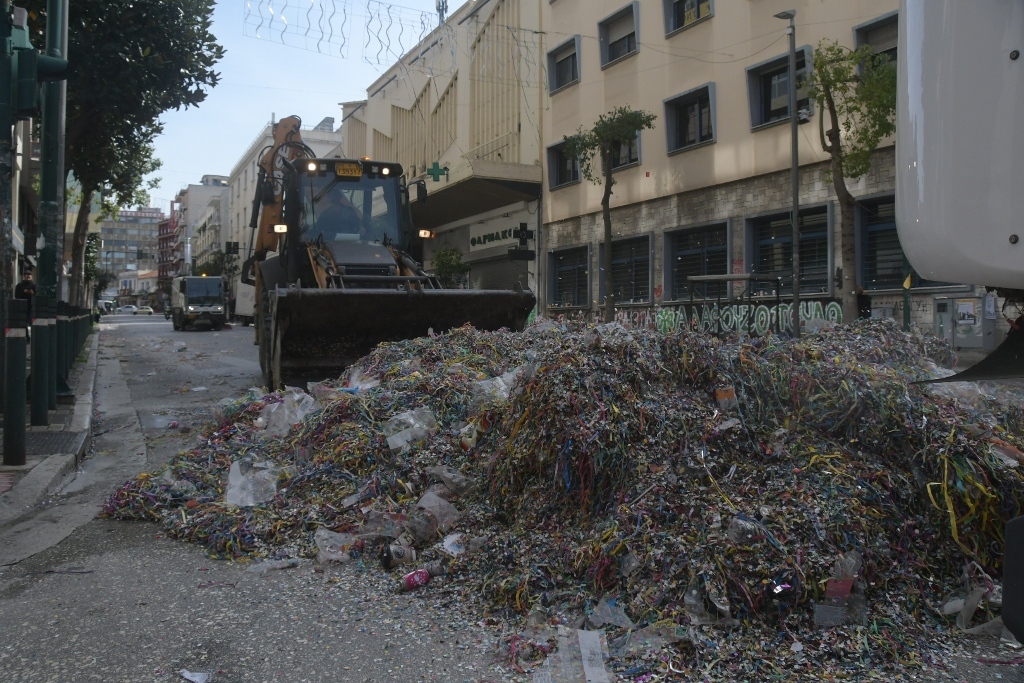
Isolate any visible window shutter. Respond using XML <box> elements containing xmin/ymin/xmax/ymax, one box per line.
<box><xmin>866</xmin><ymin>21</ymin><xmax>897</xmax><ymax>55</ymax></box>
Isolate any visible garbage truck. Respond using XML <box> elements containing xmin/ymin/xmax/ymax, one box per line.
<box><xmin>241</xmin><ymin>115</ymin><xmax>535</xmax><ymax>389</ymax></box>
<box><xmin>896</xmin><ymin>0</ymin><xmax>1024</xmax><ymax>641</ymax></box>
<box><xmin>169</xmin><ymin>275</ymin><xmax>227</xmax><ymax>331</ymax></box>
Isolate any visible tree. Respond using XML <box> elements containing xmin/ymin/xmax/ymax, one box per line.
<box><xmin>561</xmin><ymin>106</ymin><xmax>656</xmax><ymax>322</ymax></box>
<box><xmin>806</xmin><ymin>39</ymin><xmax>896</xmax><ymax>323</ymax></box>
<box><xmin>23</xmin><ymin>0</ymin><xmax>224</xmax><ymax>305</ymax></box>
<box><xmin>432</xmin><ymin>248</ymin><xmax>471</xmax><ymax>288</ymax></box>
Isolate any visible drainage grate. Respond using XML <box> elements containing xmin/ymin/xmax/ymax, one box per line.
<box><xmin>0</xmin><ymin>431</ymin><xmax>85</xmax><ymax>456</ymax></box>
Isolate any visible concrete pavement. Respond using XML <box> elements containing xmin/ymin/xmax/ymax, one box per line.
<box><xmin>0</xmin><ymin>331</ymin><xmax>97</xmax><ymax>533</ymax></box>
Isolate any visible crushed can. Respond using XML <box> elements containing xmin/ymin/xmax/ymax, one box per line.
<box><xmin>424</xmin><ymin>559</ymin><xmax>447</xmax><ymax>577</ymax></box>
<box><xmin>380</xmin><ymin>543</ymin><xmax>417</xmax><ymax>570</ymax></box>
<box><xmin>398</xmin><ymin>568</ymin><xmax>432</xmax><ymax>592</ymax></box>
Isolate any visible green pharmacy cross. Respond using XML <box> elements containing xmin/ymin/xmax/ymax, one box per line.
<box><xmin>426</xmin><ymin>162</ymin><xmax>448</xmax><ymax>181</ymax></box>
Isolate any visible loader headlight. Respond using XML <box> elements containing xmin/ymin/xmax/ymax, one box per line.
<box><xmin>188</xmin><ymin>306</ymin><xmax>197</xmax><ymax>312</ymax></box>
<box><xmin>273</xmin><ymin>224</ymin><xmax>288</xmax><ymax>234</ymax></box>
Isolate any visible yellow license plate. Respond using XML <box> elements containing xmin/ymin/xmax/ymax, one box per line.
<box><xmin>336</xmin><ymin>162</ymin><xmax>362</xmax><ymax>177</ymax></box>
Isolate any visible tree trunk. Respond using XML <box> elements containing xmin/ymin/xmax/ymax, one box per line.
<box><xmin>68</xmin><ymin>188</ymin><xmax>94</xmax><ymax>307</ymax></box>
<box><xmin>601</xmin><ymin>145</ymin><xmax>615</xmax><ymax>323</ymax></box>
<box><xmin>823</xmin><ymin>89</ymin><xmax>860</xmax><ymax>325</ymax></box>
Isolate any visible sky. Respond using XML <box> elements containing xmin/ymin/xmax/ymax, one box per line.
<box><xmin>143</xmin><ymin>0</ymin><xmax>474</xmax><ymax>213</ymax></box>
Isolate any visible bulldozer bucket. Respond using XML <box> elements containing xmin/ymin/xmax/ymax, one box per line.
<box><xmin>271</xmin><ymin>287</ymin><xmax>535</xmax><ymax>380</ymax></box>
<box><xmin>919</xmin><ymin>332</ymin><xmax>1024</xmax><ymax>383</ymax></box>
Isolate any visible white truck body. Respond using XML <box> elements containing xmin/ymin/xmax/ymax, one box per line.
<box><xmin>234</xmin><ymin>279</ymin><xmax>255</xmax><ymax>326</ymax></box>
<box><xmin>896</xmin><ymin>0</ymin><xmax>1024</xmax><ymax>290</ymax></box>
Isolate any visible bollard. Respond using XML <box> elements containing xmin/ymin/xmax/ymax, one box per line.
<box><xmin>56</xmin><ymin>300</ymin><xmax>67</xmax><ymax>378</ymax></box>
<box><xmin>71</xmin><ymin>306</ymin><xmax>79</xmax><ymax>360</ymax></box>
<box><xmin>46</xmin><ymin>297</ymin><xmax>56</xmax><ymax>409</ymax></box>
<box><xmin>4</xmin><ymin>298</ymin><xmax>28</xmax><ymax>465</ymax></box>
<box><xmin>30</xmin><ymin>296</ymin><xmax>49</xmax><ymax>426</ymax></box>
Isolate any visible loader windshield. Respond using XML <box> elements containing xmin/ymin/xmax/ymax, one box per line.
<box><xmin>300</xmin><ymin>170</ymin><xmax>403</xmax><ymax>246</ymax></box>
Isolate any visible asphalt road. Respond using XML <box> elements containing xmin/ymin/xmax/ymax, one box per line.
<box><xmin>0</xmin><ymin>314</ymin><xmax>508</xmax><ymax>683</ymax></box>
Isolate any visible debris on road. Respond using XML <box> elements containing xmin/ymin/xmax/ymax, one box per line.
<box><xmin>102</xmin><ymin>318</ymin><xmax>1024</xmax><ymax>680</ymax></box>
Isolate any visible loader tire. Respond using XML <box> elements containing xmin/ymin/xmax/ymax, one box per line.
<box><xmin>258</xmin><ymin>283</ymin><xmax>274</xmax><ymax>388</ymax></box>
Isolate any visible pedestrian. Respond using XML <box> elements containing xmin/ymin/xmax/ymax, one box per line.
<box><xmin>15</xmin><ymin>269</ymin><xmax>36</xmax><ymax>313</ymax></box>
<box><xmin>15</xmin><ymin>269</ymin><xmax>36</xmax><ymax>339</ymax></box>
<box><xmin>856</xmin><ymin>286</ymin><xmax>872</xmax><ymax>320</ymax></box>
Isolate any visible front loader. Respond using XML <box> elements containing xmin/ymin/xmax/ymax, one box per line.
<box><xmin>241</xmin><ymin>116</ymin><xmax>535</xmax><ymax>389</ymax></box>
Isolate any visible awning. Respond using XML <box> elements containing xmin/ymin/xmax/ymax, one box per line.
<box><xmin>410</xmin><ymin>159</ymin><xmax>541</xmax><ymax>230</ymax></box>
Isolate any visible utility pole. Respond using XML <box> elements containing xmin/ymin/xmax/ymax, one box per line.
<box><xmin>775</xmin><ymin>9</ymin><xmax>801</xmax><ymax>338</ymax></box>
<box><xmin>38</xmin><ymin>0</ymin><xmax>69</xmax><ymax>408</ymax></box>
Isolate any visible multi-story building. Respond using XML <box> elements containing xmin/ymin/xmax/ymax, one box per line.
<box><xmin>96</xmin><ymin>207</ymin><xmax>164</xmax><ymax>276</ymax></box>
<box><xmin>194</xmin><ymin>188</ymin><xmax>229</xmax><ymax>272</ymax></box>
<box><xmin>225</xmin><ymin>117</ymin><xmax>343</xmax><ymax>260</ymax></box>
<box><xmin>340</xmin><ymin>0</ymin><xmax>1004</xmax><ymax>348</ymax></box>
<box><xmin>340</xmin><ymin>0</ymin><xmax>544</xmax><ymax>292</ymax></box>
<box><xmin>157</xmin><ymin>208</ymin><xmax>176</xmax><ymax>300</ymax></box>
<box><xmin>171</xmin><ymin>175</ymin><xmax>229</xmax><ymax>277</ymax></box>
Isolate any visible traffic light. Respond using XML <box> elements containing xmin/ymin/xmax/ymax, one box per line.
<box><xmin>10</xmin><ymin>22</ymin><xmax>67</xmax><ymax>120</ymax></box>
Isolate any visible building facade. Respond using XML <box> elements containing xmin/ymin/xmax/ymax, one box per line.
<box><xmin>334</xmin><ymin>0</ymin><xmax>1004</xmax><ymax>350</ymax></box>
<box><xmin>170</xmin><ymin>175</ymin><xmax>229</xmax><ymax>280</ymax></box>
<box><xmin>194</xmin><ymin>188</ymin><xmax>229</xmax><ymax>273</ymax></box>
<box><xmin>340</xmin><ymin>0</ymin><xmax>544</xmax><ymax>292</ymax></box>
<box><xmin>96</xmin><ymin>207</ymin><xmax>164</xmax><ymax>277</ymax></box>
<box><xmin>539</xmin><ymin>0</ymin><xmax>995</xmax><ymax>343</ymax></box>
<box><xmin>157</xmin><ymin>209</ymin><xmax>176</xmax><ymax>298</ymax></box>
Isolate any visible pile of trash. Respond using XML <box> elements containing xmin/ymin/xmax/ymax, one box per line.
<box><xmin>102</xmin><ymin>318</ymin><xmax>1024</xmax><ymax>681</ymax></box>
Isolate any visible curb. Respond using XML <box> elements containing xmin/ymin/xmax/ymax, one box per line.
<box><xmin>0</xmin><ymin>453</ymin><xmax>78</xmax><ymax>528</ymax></box>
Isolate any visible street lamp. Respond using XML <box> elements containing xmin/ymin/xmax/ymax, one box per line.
<box><xmin>775</xmin><ymin>9</ymin><xmax>800</xmax><ymax>338</ymax></box>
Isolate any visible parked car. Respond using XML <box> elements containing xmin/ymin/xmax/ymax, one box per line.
<box><xmin>116</xmin><ymin>305</ymin><xmax>138</xmax><ymax>314</ymax></box>
<box><xmin>133</xmin><ymin>306</ymin><xmax>154</xmax><ymax>315</ymax></box>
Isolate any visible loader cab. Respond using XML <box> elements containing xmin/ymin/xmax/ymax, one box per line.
<box><xmin>290</xmin><ymin>159</ymin><xmax>408</xmax><ymax>250</ymax></box>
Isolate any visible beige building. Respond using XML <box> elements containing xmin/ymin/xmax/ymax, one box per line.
<box><xmin>341</xmin><ymin>0</ymin><xmax>544</xmax><ymax>291</ymax></box>
<box><xmin>342</xmin><ymin>0</ymin><xmax>1002</xmax><ymax>349</ymax></box>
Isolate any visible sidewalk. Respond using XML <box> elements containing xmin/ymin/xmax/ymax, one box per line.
<box><xmin>0</xmin><ymin>331</ymin><xmax>98</xmax><ymax>528</ymax></box>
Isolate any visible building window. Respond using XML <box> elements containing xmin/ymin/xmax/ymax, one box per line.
<box><xmin>666</xmin><ymin>0</ymin><xmax>712</xmax><ymax>34</ymax></box>
<box><xmin>747</xmin><ymin>47</ymin><xmax>811</xmax><ymax>128</ymax></box>
<box><xmin>548</xmin><ymin>36</ymin><xmax>581</xmax><ymax>93</ymax></box>
<box><xmin>551</xmin><ymin>247</ymin><xmax>590</xmax><ymax>307</ymax></box>
<box><xmin>600</xmin><ymin>3</ymin><xmax>639</xmax><ymax>67</ymax></box>
<box><xmin>668</xmin><ymin>223</ymin><xmax>728</xmax><ymax>300</ymax></box>
<box><xmin>861</xmin><ymin>198</ymin><xmax>949</xmax><ymax>289</ymax></box>
<box><xmin>547</xmin><ymin>142</ymin><xmax>581</xmax><ymax>189</ymax></box>
<box><xmin>600</xmin><ymin>236</ymin><xmax>650</xmax><ymax>303</ymax></box>
<box><xmin>751</xmin><ymin>206</ymin><xmax>830</xmax><ymax>296</ymax></box>
<box><xmin>855</xmin><ymin>13</ymin><xmax>897</xmax><ymax>64</ymax></box>
<box><xmin>665</xmin><ymin>84</ymin><xmax>715</xmax><ymax>152</ymax></box>
<box><xmin>609</xmin><ymin>134</ymin><xmax>640</xmax><ymax>170</ymax></box>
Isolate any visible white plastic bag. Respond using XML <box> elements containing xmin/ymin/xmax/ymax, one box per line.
<box><xmin>314</xmin><ymin>527</ymin><xmax>359</xmax><ymax>563</ymax></box>
<box><xmin>225</xmin><ymin>460</ymin><xmax>280</xmax><ymax>506</ymax></box>
<box><xmin>383</xmin><ymin>407</ymin><xmax>437</xmax><ymax>453</ymax></box>
<box><xmin>257</xmin><ymin>389</ymin><xmax>319</xmax><ymax>437</ymax></box>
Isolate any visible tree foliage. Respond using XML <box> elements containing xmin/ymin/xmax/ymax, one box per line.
<box><xmin>805</xmin><ymin>39</ymin><xmax>896</xmax><ymax>323</ymax></box>
<box><xmin>561</xmin><ymin>106</ymin><xmax>656</xmax><ymax>322</ymax></box>
<box><xmin>22</xmin><ymin>0</ymin><xmax>224</xmax><ymax>305</ymax></box>
<box><xmin>806</xmin><ymin>40</ymin><xmax>896</xmax><ymax>180</ymax></box>
<box><xmin>432</xmin><ymin>248</ymin><xmax>471</xmax><ymax>288</ymax></box>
